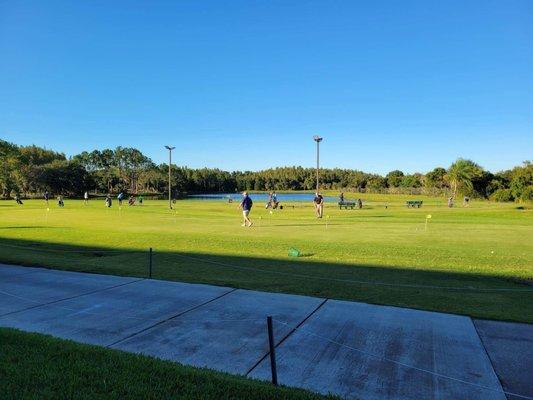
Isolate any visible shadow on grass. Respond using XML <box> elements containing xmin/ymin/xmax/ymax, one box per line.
<box><xmin>298</xmin><ymin>253</ymin><xmax>315</xmax><ymax>258</ymax></box>
<box><xmin>0</xmin><ymin>237</ymin><xmax>531</xmax><ymax>323</ymax></box>
<box><xmin>0</xmin><ymin>226</ymin><xmax>62</xmax><ymax>230</ymax></box>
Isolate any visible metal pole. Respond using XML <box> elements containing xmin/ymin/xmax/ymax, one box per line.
<box><xmin>149</xmin><ymin>247</ymin><xmax>153</xmax><ymax>278</ymax></box>
<box><xmin>267</xmin><ymin>316</ymin><xmax>278</xmax><ymax>386</ymax></box>
<box><xmin>313</xmin><ymin>136</ymin><xmax>322</xmax><ymax>192</ymax></box>
<box><xmin>316</xmin><ymin>140</ymin><xmax>320</xmax><ymax>191</ymax></box>
<box><xmin>165</xmin><ymin>145</ymin><xmax>175</xmax><ymax>210</ymax></box>
<box><xmin>168</xmin><ymin>149</ymin><xmax>172</xmax><ymax>209</ymax></box>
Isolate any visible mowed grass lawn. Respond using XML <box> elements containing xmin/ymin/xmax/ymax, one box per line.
<box><xmin>0</xmin><ymin>328</ymin><xmax>335</xmax><ymax>400</ymax></box>
<box><xmin>0</xmin><ymin>195</ymin><xmax>532</xmax><ymax>322</ymax></box>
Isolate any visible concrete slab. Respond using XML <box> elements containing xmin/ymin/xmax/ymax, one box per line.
<box><xmin>0</xmin><ymin>268</ymin><xmax>138</xmax><ymax>316</ymax></box>
<box><xmin>250</xmin><ymin>300</ymin><xmax>506</xmax><ymax>400</ymax></box>
<box><xmin>0</xmin><ymin>279</ymin><xmax>232</xmax><ymax>346</ymax></box>
<box><xmin>113</xmin><ymin>289</ymin><xmax>324</xmax><ymax>375</ymax></box>
<box><xmin>0</xmin><ymin>263</ymin><xmax>44</xmax><ymax>278</ymax></box>
<box><xmin>2</xmin><ymin>267</ymin><xmax>528</xmax><ymax>400</ymax></box>
<box><xmin>474</xmin><ymin>319</ymin><xmax>533</xmax><ymax>400</ymax></box>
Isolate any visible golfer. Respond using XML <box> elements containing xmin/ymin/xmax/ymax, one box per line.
<box><xmin>84</xmin><ymin>191</ymin><xmax>89</xmax><ymax>205</ymax></box>
<box><xmin>266</xmin><ymin>192</ymin><xmax>273</xmax><ymax>209</ymax></box>
<box><xmin>313</xmin><ymin>192</ymin><xmax>324</xmax><ymax>218</ymax></box>
<box><xmin>44</xmin><ymin>191</ymin><xmax>49</xmax><ymax>205</ymax></box>
<box><xmin>239</xmin><ymin>191</ymin><xmax>253</xmax><ymax>227</ymax></box>
<box><xmin>117</xmin><ymin>192</ymin><xmax>124</xmax><ymax>206</ymax></box>
<box><xmin>105</xmin><ymin>194</ymin><xmax>112</xmax><ymax>207</ymax></box>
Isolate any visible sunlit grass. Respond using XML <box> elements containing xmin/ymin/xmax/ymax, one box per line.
<box><xmin>1</xmin><ymin>196</ymin><xmax>531</xmax><ymax>322</ymax></box>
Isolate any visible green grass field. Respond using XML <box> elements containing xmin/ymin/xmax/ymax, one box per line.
<box><xmin>1</xmin><ymin>194</ymin><xmax>532</xmax><ymax>322</ymax></box>
<box><xmin>0</xmin><ymin>328</ymin><xmax>335</xmax><ymax>400</ymax></box>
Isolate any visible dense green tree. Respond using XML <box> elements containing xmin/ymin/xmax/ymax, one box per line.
<box><xmin>445</xmin><ymin>159</ymin><xmax>483</xmax><ymax>199</ymax></box>
<box><xmin>38</xmin><ymin>160</ymin><xmax>93</xmax><ymax>196</ymax></box>
<box><xmin>490</xmin><ymin>188</ymin><xmax>514</xmax><ymax>202</ymax></box>
<box><xmin>425</xmin><ymin>167</ymin><xmax>447</xmax><ymax>189</ymax></box>
<box><xmin>15</xmin><ymin>145</ymin><xmax>65</xmax><ymax>195</ymax></box>
<box><xmin>400</xmin><ymin>174</ymin><xmax>422</xmax><ymax>188</ymax></box>
<box><xmin>472</xmin><ymin>170</ymin><xmax>495</xmax><ymax>198</ymax></box>
<box><xmin>0</xmin><ymin>140</ymin><xmax>21</xmax><ymax>197</ymax></box>
<box><xmin>385</xmin><ymin>170</ymin><xmax>404</xmax><ymax>187</ymax></box>
<box><xmin>1</xmin><ymin>141</ymin><xmax>529</xmax><ymax>201</ymax></box>
<box><xmin>366</xmin><ymin>175</ymin><xmax>387</xmax><ymax>190</ymax></box>
<box><xmin>509</xmin><ymin>161</ymin><xmax>533</xmax><ymax>202</ymax></box>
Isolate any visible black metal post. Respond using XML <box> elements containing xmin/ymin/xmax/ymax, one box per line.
<box><xmin>149</xmin><ymin>247</ymin><xmax>153</xmax><ymax>278</ymax></box>
<box><xmin>267</xmin><ymin>316</ymin><xmax>278</xmax><ymax>386</ymax></box>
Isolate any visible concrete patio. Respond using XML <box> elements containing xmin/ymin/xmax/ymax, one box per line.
<box><xmin>1</xmin><ymin>264</ymin><xmax>531</xmax><ymax>400</ymax></box>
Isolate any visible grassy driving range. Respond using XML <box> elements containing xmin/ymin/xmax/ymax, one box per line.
<box><xmin>1</xmin><ymin>194</ymin><xmax>531</xmax><ymax>323</ymax></box>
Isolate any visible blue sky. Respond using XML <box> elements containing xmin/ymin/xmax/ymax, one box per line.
<box><xmin>1</xmin><ymin>0</ymin><xmax>531</xmax><ymax>174</ymax></box>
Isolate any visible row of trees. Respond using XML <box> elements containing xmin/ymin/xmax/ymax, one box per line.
<box><xmin>1</xmin><ymin>140</ymin><xmax>531</xmax><ymax>201</ymax></box>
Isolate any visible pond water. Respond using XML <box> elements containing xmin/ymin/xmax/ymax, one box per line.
<box><xmin>187</xmin><ymin>192</ymin><xmax>341</xmax><ymax>202</ymax></box>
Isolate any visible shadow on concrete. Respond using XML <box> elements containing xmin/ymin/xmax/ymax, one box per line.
<box><xmin>0</xmin><ymin>237</ymin><xmax>531</xmax><ymax>324</ymax></box>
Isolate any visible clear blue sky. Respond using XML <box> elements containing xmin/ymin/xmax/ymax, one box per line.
<box><xmin>1</xmin><ymin>0</ymin><xmax>531</xmax><ymax>174</ymax></box>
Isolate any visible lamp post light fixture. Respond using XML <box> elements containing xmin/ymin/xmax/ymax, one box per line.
<box><xmin>164</xmin><ymin>145</ymin><xmax>175</xmax><ymax>209</ymax></box>
<box><xmin>313</xmin><ymin>135</ymin><xmax>323</xmax><ymax>192</ymax></box>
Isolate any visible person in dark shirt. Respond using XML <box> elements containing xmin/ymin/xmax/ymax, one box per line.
<box><xmin>313</xmin><ymin>192</ymin><xmax>324</xmax><ymax>218</ymax></box>
<box><xmin>339</xmin><ymin>192</ymin><xmax>345</xmax><ymax>203</ymax></box>
<box><xmin>44</xmin><ymin>191</ymin><xmax>49</xmax><ymax>206</ymax></box>
<box><xmin>239</xmin><ymin>191</ymin><xmax>253</xmax><ymax>227</ymax></box>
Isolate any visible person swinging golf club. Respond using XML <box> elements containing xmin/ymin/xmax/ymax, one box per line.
<box><xmin>238</xmin><ymin>191</ymin><xmax>253</xmax><ymax>227</ymax></box>
<box><xmin>314</xmin><ymin>192</ymin><xmax>324</xmax><ymax>218</ymax></box>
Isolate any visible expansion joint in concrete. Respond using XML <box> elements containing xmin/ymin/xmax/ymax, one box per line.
<box><xmin>0</xmin><ymin>277</ymin><xmax>146</xmax><ymax>318</ymax></box>
<box><xmin>471</xmin><ymin>318</ymin><xmax>508</xmax><ymax>400</ymax></box>
<box><xmin>107</xmin><ymin>287</ymin><xmax>238</xmax><ymax>348</ymax></box>
<box><xmin>245</xmin><ymin>297</ymin><xmax>329</xmax><ymax>377</ymax></box>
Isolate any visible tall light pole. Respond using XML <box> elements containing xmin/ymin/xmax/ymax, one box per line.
<box><xmin>164</xmin><ymin>145</ymin><xmax>175</xmax><ymax>209</ymax></box>
<box><xmin>313</xmin><ymin>135</ymin><xmax>323</xmax><ymax>192</ymax></box>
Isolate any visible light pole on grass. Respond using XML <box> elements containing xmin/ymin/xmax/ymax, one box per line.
<box><xmin>164</xmin><ymin>145</ymin><xmax>175</xmax><ymax>209</ymax></box>
<box><xmin>313</xmin><ymin>135</ymin><xmax>323</xmax><ymax>192</ymax></box>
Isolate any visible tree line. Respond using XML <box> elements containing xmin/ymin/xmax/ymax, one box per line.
<box><xmin>1</xmin><ymin>139</ymin><xmax>531</xmax><ymax>202</ymax></box>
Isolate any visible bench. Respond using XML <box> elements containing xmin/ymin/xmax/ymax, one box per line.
<box><xmin>406</xmin><ymin>200</ymin><xmax>423</xmax><ymax>208</ymax></box>
<box><xmin>338</xmin><ymin>201</ymin><xmax>356</xmax><ymax>209</ymax></box>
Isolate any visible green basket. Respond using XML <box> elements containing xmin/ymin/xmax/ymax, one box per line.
<box><xmin>288</xmin><ymin>247</ymin><xmax>301</xmax><ymax>257</ymax></box>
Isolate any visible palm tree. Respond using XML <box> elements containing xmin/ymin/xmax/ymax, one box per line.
<box><xmin>445</xmin><ymin>159</ymin><xmax>482</xmax><ymax>199</ymax></box>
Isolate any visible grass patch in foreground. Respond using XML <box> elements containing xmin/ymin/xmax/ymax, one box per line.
<box><xmin>0</xmin><ymin>328</ymin><xmax>335</xmax><ymax>400</ymax></box>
